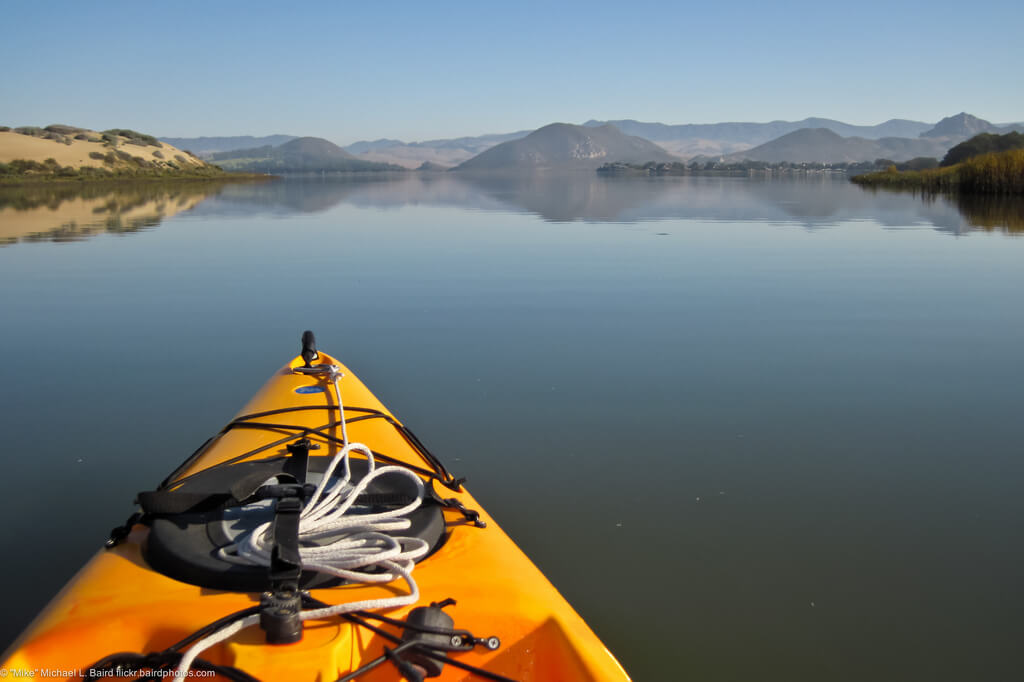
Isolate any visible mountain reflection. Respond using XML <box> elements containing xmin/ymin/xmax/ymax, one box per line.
<box><xmin>2</xmin><ymin>175</ymin><xmax>1020</xmax><ymax>244</ymax></box>
<box><xmin>191</xmin><ymin>173</ymin><xmax>1023</xmax><ymax>235</ymax></box>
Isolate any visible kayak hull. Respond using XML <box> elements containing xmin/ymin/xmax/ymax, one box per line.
<box><xmin>3</xmin><ymin>352</ymin><xmax>629</xmax><ymax>681</ymax></box>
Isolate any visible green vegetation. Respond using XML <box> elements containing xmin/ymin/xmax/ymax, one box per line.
<box><xmin>1</xmin><ymin>124</ymin><xmax>246</xmax><ymax>185</ymax></box>
<box><xmin>44</xmin><ymin>124</ymin><xmax>86</xmax><ymax>135</ymax></box>
<box><xmin>941</xmin><ymin>131</ymin><xmax>1024</xmax><ymax>166</ymax></box>
<box><xmin>895</xmin><ymin>157</ymin><xmax>939</xmax><ymax>171</ymax></box>
<box><xmin>10</xmin><ymin>126</ymin><xmax>75</xmax><ymax>145</ymax></box>
<box><xmin>103</xmin><ymin>128</ymin><xmax>161</xmax><ymax>147</ymax></box>
<box><xmin>0</xmin><ymin>157</ymin><xmax>235</xmax><ymax>184</ymax></box>
<box><xmin>851</xmin><ymin>149</ymin><xmax>1024</xmax><ymax>194</ymax></box>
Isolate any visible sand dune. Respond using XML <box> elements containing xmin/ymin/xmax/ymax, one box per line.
<box><xmin>0</xmin><ymin>129</ymin><xmax>208</xmax><ymax>171</ymax></box>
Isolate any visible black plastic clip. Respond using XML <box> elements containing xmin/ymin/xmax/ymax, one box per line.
<box><xmin>105</xmin><ymin>511</ymin><xmax>145</xmax><ymax>549</ymax></box>
<box><xmin>253</xmin><ymin>483</ymin><xmax>316</xmax><ymax>502</ymax></box>
<box><xmin>442</xmin><ymin>497</ymin><xmax>486</xmax><ymax>528</ymax></box>
<box><xmin>441</xmin><ymin>476</ymin><xmax>467</xmax><ymax>492</ymax></box>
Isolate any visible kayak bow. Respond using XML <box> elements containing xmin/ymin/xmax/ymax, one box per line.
<box><xmin>2</xmin><ymin>333</ymin><xmax>629</xmax><ymax>682</ymax></box>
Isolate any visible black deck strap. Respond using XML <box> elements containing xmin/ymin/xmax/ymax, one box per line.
<box><xmin>228</xmin><ymin>471</ymin><xmax>299</xmax><ymax>502</ymax></box>
<box><xmin>136</xmin><ymin>490</ymin><xmax>234</xmax><ymax>515</ymax></box>
<box><xmin>269</xmin><ymin>496</ymin><xmax>302</xmax><ymax>585</ymax></box>
<box><xmin>261</xmin><ymin>492</ymin><xmax>305</xmax><ymax>644</ymax></box>
<box><xmin>136</xmin><ymin>470</ymin><xmax>302</xmax><ymax>516</ymax></box>
<box><xmin>284</xmin><ymin>437</ymin><xmax>316</xmax><ymax>484</ymax></box>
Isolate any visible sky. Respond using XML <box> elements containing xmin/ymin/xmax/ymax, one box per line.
<box><xmin>1</xmin><ymin>0</ymin><xmax>1022</xmax><ymax>145</ymax></box>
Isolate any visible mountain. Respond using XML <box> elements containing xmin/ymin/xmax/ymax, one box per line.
<box><xmin>211</xmin><ymin>137</ymin><xmax>403</xmax><ymax>173</ymax></box>
<box><xmin>920</xmin><ymin>113</ymin><xmax>1001</xmax><ymax>138</ymax></box>
<box><xmin>586</xmin><ymin>117</ymin><xmax>932</xmax><ymax>142</ymax></box>
<box><xmin>344</xmin><ymin>130</ymin><xmax>532</xmax><ymax>169</ymax></box>
<box><xmin>941</xmin><ymin>131</ymin><xmax>1024</xmax><ymax>166</ymax></box>
<box><xmin>583</xmin><ymin>117</ymin><xmax>935</xmax><ymax>158</ymax></box>
<box><xmin>726</xmin><ymin>128</ymin><xmax>950</xmax><ymax>163</ymax></box>
<box><xmin>454</xmin><ymin>123</ymin><xmax>678</xmax><ymax>171</ymax></box>
<box><xmin>159</xmin><ymin>135</ymin><xmax>298</xmax><ymax>158</ymax></box>
<box><xmin>343</xmin><ymin>138</ymin><xmax>407</xmax><ymax>154</ymax></box>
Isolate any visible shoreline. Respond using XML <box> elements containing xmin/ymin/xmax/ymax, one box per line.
<box><xmin>850</xmin><ymin>149</ymin><xmax>1024</xmax><ymax>195</ymax></box>
<box><xmin>0</xmin><ymin>171</ymin><xmax>274</xmax><ymax>187</ymax></box>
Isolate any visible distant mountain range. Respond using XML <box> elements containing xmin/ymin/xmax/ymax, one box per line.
<box><xmin>586</xmin><ymin>116</ymin><xmax>936</xmax><ymax>142</ymax></box>
<box><xmin>210</xmin><ymin>137</ymin><xmax>401</xmax><ymax>173</ymax></box>
<box><xmin>338</xmin><ymin>117</ymin><xmax>939</xmax><ymax>166</ymax></box>
<box><xmin>161</xmin><ymin>112</ymin><xmax>1024</xmax><ymax>173</ymax></box>
<box><xmin>454</xmin><ymin>123</ymin><xmax>678</xmax><ymax>171</ymax></box>
<box><xmin>159</xmin><ymin>135</ymin><xmax>297</xmax><ymax>158</ymax></box>
<box><xmin>343</xmin><ymin>131</ymin><xmax>531</xmax><ymax>168</ymax></box>
<box><xmin>581</xmin><ymin>117</ymin><xmax>935</xmax><ymax>157</ymax></box>
<box><xmin>726</xmin><ymin>114</ymin><xmax>1024</xmax><ymax>163</ymax></box>
<box><xmin>722</xmin><ymin>128</ymin><xmax>947</xmax><ymax>164</ymax></box>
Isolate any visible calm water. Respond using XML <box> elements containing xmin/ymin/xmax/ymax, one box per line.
<box><xmin>1</xmin><ymin>174</ymin><xmax>1022</xmax><ymax>680</ymax></box>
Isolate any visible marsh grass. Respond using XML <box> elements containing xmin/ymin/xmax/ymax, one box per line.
<box><xmin>852</xmin><ymin>149</ymin><xmax>1024</xmax><ymax>194</ymax></box>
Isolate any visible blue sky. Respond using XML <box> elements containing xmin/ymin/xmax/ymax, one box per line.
<box><xmin>1</xmin><ymin>0</ymin><xmax>1021</xmax><ymax>144</ymax></box>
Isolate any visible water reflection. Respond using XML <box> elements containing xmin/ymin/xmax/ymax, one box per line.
<box><xmin>2</xmin><ymin>175</ymin><xmax>1021</xmax><ymax>243</ymax></box>
<box><xmin>951</xmin><ymin>193</ymin><xmax>1024</xmax><ymax>234</ymax></box>
<box><xmin>192</xmin><ymin>174</ymin><xmax>1024</xmax><ymax>235</ymax></box>
<box><xmin>0</xmin><ymin>181</ymin><xmax>246</xmax><ymax>245</ymax></box>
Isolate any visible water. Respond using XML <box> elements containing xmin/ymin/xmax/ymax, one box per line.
<box><xmin>1</xmin><ymin>174</ymin><xmax>1022</xmax><ymax>680</ymax></box>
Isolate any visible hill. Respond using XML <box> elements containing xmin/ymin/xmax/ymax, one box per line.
<box><xmin>583</xmin><ymin>117</ymin><xmax>935</xmax><ymax>158</ymax></box>
<box><xmin>0</xmin><ymin>125</ymin><xmax>223</xmax><ymax>181</ymax></box>
<box><xmin>920</xmin><ymin>113</ymin><xmax>1000</xmax><ymax>139</ymax></box>
<box><xmin>345</xmin><ymin>117</ymin><xmax>937</xmax><ymax>167</ymax></box>
<box><xmin>343</xmin><ymin>130</ymin><xmax>532</xmax><ymax>169</ymax></box>
<box><xmin>454</xmin><ymin>123</ymin><xmax>678</xmax><ymax>172</ymax></box>
<box><xmin>940</xmin><ymin>131</ymin><xmax>1024</xmax><ymax>166</ymax></box>
<box><xmin>726</xmin><ymin>128</ymin><xmax>952</xmax><ymax>164</ymax></box>
<box><xmin>159</xmin><ymin>135</ymin><xmax>298</xmax><ymax>158</ymax></box>
<box><xmin>211</xmin><ymin>137</ymin><xmax>403</xmax><ymax>173</ymax></box>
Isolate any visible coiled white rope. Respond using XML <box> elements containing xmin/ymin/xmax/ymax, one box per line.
<box><xmin>174</xmin><ymin>366</ymin><xmax>426</xmax><ymax>681</ymax></box>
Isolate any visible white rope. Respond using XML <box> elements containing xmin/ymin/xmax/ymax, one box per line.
<box><xmin>174</xmin><ymin>367</ymin><xmax>425</xmax><ymax>681</ymax></box>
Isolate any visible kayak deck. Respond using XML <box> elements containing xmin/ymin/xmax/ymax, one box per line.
<box><xmin>3</xmin><ymin>350</ymin><xmax>628</xmax><ymax>681</ymax></box>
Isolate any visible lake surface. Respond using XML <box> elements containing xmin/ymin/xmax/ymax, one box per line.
<box><xmin>1</xmin><ymin>174</ymin><xmax>1022</xmax><ymax>680</ymax></box>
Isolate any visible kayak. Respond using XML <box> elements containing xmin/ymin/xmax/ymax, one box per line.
<box><xmin>2</xmin><ymin>333</ymin><xmax>629</xmax><ymax>681</ymax></box>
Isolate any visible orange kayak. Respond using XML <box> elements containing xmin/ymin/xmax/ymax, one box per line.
<box><xmin>2</xmin><ymin>333</ymin><xmax>629</xmax><ymax>681</ymax></box>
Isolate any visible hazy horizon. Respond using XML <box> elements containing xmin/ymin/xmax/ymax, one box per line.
<box><xmin>2</xmin><ymin>1</ymin><xmax>1021</xmax><ymax>145</ymax></box>
<box><xmin>159</xmin><ymin>113</ymin><xmax>1019</xmax><ymax>148</ymax></box>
